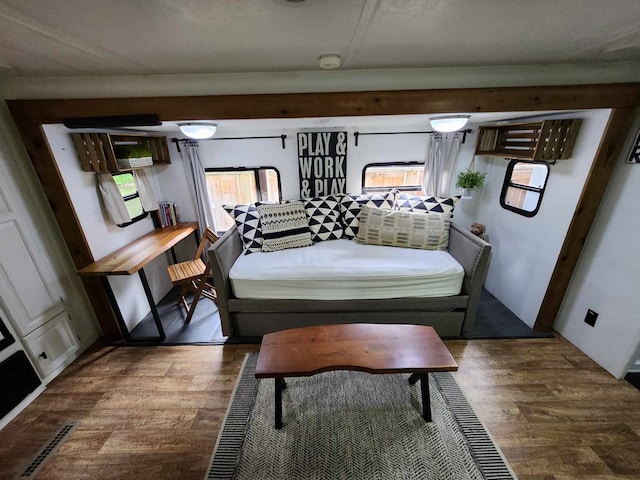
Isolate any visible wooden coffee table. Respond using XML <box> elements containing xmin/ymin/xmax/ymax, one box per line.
<box><xmin>255</xmin><ymin>323</ymin><xmax>458</xmax><ymax>429</ymax></box>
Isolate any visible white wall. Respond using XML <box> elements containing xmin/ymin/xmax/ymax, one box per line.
<box><xmin>452</xmin><ymin>110</ymin><xmax>610</xmax><ymax>327</ymax></box>
<box><xmin>555</xmin><ymin>113</ymin><xmax>640</xmax><ymax>378</ymax></box>
<box><xmin>41</xmin><ymin>110</ymin><xmax>612</xmax><ymax>338</ymax></box>
<box><xmin>192</xmin><ymin>122</ymin><xmax>431</xmax><ymax>199</ymax></box>
<box><xmin>42</xmin><ymin>125</ymin><xmax>196</xmax><ymax>331</ymax></box>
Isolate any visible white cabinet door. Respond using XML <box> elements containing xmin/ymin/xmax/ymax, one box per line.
<box><xmin>23</xmin><ymin>311</ymin><xmax>79</xmax><ymax>379</ymax></box>
<box><xmin>0</xmin><ymin>220</ymin><xmax>64</xmax><ymax>336</ymax></box>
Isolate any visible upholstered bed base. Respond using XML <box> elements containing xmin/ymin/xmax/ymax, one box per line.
<box><xmin>210</xmin><ymin>223</ymin><xmax>491</xmax><ymax>338</ymax></box>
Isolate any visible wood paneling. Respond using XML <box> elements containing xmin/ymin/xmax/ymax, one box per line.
<box><xmin>6</xmin><ymin>83</ymin><xmax>640</xmax><ymax>125</ymax></box>
<box><xmin>0</xmin><ymin>338</ymin><xmax>639</xmax><ymax>479</ymax></box>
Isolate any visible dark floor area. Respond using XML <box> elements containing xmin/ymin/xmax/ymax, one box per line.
<box><xmin>125</xmin><ymin>287</ymin><xmax>551</xmax><ymax>346</ymax></box>
<box><xmin>124</xmin><ymin>287</ymin><xmax>226</xmax><ymax>345</ymax></box>
<box><xmin>469</xmin><ymin>288</ymin><xmax>554</xmax><ymax>339</ymax></box>
<box><xmin>625</xmin><ymin>372</ymin><xmax>640</xmax><ymax>391</ymax></box>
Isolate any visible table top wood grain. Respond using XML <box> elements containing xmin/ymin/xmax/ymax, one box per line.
<box><xmin>77</xmin><ymin>222</ymin><xmax>198</xmax><ymax>276</ymax></box>
<box><xmin>255</xmin><ymin>323</ymin><xmax>458</xmax><ymax>378</ymax></box>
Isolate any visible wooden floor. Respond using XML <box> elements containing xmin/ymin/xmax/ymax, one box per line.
<box><xmin>1</xmin><ymin>336</ymin><xmax>639</xmax><ymax>480</ymax></box>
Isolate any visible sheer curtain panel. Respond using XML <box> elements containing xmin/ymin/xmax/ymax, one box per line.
<box><xmin>180</xmin><ymin>140</ymin><xmax>217</xmax><ymax>238</ymax></box>
<box><xmin>422</xmin><ymin>133</ymin><xmax>463</xmax><ymax>197</ymax></box>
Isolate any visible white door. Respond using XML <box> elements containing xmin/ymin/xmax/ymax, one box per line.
<box><xmin>0</xmin><ymin>219</ymin><xmax>65</xmax><ymax>336</ymax></box>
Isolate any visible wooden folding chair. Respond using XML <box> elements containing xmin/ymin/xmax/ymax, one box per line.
<box><xmin>166</xmin><ymin>227</ymin><xmax>219</xmax><ymax>324</ymax></box>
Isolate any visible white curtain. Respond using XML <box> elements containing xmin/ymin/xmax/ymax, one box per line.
<box><xmin>96</xmin><ymin>173</ymin><xmax>131</xmax><ymax>225</ymax></box>
<box><xmin>422</xmin><ymin>132</ymin><xmax>463</xmax><ymax>197</ymax></box>
<box><xmin>133</xmin><ymin>168</ymin><xmax>160</xmax><ymax>212</ymax></box>
<box><xmin>180</xmin><ymin>140</ymin><xmax>216</xmax><ymax>236</ymax></box>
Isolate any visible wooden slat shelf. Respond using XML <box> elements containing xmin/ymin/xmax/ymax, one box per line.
<box><xmin>71</xmin><ymin>132</ymin><xmax>171</xmax><ymax>172</ymax></box>
<box><xmin>474</xmin><ymin>119</ymin><xmax>582</xmax><ymax>162</ymax></box>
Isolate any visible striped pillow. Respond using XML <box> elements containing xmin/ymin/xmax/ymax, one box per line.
<box><xmin>356</xmin><ymin>205</ymin><xmax>451</xmax><ymax>251</ymax></box>
<box><xmin>256</xmin><ymin>201</ymin><xmax>313</xmax><ymax>252</ymax></box>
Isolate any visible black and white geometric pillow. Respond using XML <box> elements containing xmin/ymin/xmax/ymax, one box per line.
<box><xmin>223</xmin><ymin>203</ymin><xmax>263</xmax><ymax>254</ymax></box>
<box><xmin>303</xmin><ymin>194</ymin><xmax>344</xmax><ymax>242</ymax></box>
<box><xmin>256</xmin><ymin>201</ymin><xmax>313</xmax><ymax>252</ymax></box>
<box><xmin>339</xmin><ymin>192</ymin><xmax>395</xmax><ymax>240</ymax></box>
<box><xmin>395</xmin><ymin>194</ymin><xmax>461</xmax><ymax>215</ymax></box>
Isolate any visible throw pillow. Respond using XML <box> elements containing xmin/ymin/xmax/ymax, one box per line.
<box><xmin>395</xmin><ymin>194</ymin><xmax>461</xmax><ymax>214</ymax></box>
<box><xmin>303</xmin><ymin>194</ymin><xmax>344</xmax><ymax>242</ymax></box>
<box><xmin>223</xmin><ymin>203</ymin><xmax>263</xmax><ymax>254</ymax></box>
<box><xmin>256</xmin><ymin>201</ymin><xmax>313</xmax><ymax>252</ymax></box>
<box><xmin>339</xmin><ymin>192</ymin><xmax>395</xmax><ymax>240</ymax></box>
<box><xmin>356</xmin><ymin>205</ymin><xmax>452</xmax><ymax>251</ymax></box>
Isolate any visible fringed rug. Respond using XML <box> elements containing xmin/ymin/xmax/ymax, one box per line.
<box><xmin>206</xmin><ymin>353</ymin><xmax>517</xmax><ymax>480</ymax></box>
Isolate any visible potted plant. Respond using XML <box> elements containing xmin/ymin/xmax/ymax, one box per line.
<box><xmin>114</xmin><ymin>143</ymin><xmax>153</xmax><ymax>169</ymax></box>
<box><xmin>456</xmin><ymin>169</ymin><xmax>487</xmax><ymax>198</ymax></box>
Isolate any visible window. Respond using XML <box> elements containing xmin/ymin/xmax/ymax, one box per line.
<box><xmin>500</xmin><ymin>161</ymin><xmax>550</xmax><ymax>217</ymax></box>
<box><xmin>112</xmin><ymin>172</ymin><xmax>147</xmax><ymax>226</ymax></box>
<box><xmin>362</xmin><ymin>162</ymin><xmax>423</xmax><ymax>195</ymax></box>
<box><xmin>205</xmin><ymin>167</ymin><xmax>281</xmax><ymax>231</ymax></box>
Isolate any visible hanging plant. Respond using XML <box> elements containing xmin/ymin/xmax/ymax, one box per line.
<box><xmin>456</xmin><ymin>169</ymin><xmax>487</xmax><ymax>189</ymax></box>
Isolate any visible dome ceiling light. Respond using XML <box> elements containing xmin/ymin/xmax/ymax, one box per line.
<box><xmin>429</xmin><ymin>115</ymin><xmax>471</xmax><ymax>133</ymax></box>
<box><xmin>178</xmin><ymin>122</ymin><xmax>218</xmax><ymax>139</ymax></box>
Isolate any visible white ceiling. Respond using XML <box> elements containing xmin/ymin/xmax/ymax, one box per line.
<box><xmin>1</xmin><ymin>0</ymin><xmax>639</xmax><ymax>77</ymax></box>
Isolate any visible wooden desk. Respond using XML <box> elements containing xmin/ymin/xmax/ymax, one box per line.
<box><xmin>78</xmin><ymin>222</ymin><xmax>198</xmax><ymax>342</ymax></box>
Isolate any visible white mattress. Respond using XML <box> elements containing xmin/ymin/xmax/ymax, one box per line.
<box><xmin>229</xmin><ymin>239</ymin><xmax>464</xmax><ymax>300</ymax></box>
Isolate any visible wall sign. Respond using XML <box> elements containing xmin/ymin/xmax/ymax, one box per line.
<box><xmin>626</xmin><ymin>129</ymin><xmax>640</xmax><ymax>163</ymax></box>
<box><xmin>297</xmin><ymin>132</ymin><xmax>347</xmax><ymax>198</ymax></box>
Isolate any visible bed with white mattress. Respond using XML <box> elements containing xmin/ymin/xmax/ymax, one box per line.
<box><xmin>230</xmin><ymin>239</ymin><xmax>464</xmax><ymax>300</ymax></box>
<box><xmin>210</xmin><ymin>222</ymin><xmax>491</xmax><ymax>338</ymax></box>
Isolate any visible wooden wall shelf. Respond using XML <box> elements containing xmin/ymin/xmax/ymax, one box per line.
<box><xmin>474</xmin><ymin>119</ymin><xmax>582</xmax><ymax>162</ymax></box>
<box><xmin>71</xmin><ymin>133</ymin><xmax>171</xmax><ymax>172</ymax></box>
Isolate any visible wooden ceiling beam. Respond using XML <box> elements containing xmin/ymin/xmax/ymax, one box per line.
<box><xmin>7</xmin><ymin>83</ymin><xmax>640</xmax><ymax>126</ymax></box>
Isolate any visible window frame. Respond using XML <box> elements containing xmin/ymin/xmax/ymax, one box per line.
<box><xmin>111</xmin><ymin>171</ymin><xmax>148</xmax><ymax>227</ymax></box>
<box><xmin>499</xmin><ymin>160</ymin><xmax>550</xmax><ymax>218</ymax></box>
<box><xmin>361</xmin><ymin>161</ymin><xmax>424</xmax><ymax>194</ymax></box>
<box><xmin>205</xmin><ymin>166</ymin><xmax>283</xmax><ymax>233</ymax></box>
<box><xmin>204</xmin><ymin>166</ymin><xmax>282</xmax><ymax>202</ymax></box>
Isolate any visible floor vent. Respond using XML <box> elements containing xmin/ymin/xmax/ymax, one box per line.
<box><xmin>16</xmin><ymin>422</ymin><xmax>76</xmax><ymax>478</ymax></box>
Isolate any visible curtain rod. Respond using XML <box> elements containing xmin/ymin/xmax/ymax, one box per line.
<box><xmin>171</xmin><ymin>134</ymin><xmax>287</xmax><ymax>151</ymax></box>
<box><xmin>353</xmin><ymin>129</ymin><xmax>471</xmax><ymax>146</ymax></box>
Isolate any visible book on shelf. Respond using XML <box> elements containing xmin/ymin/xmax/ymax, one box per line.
<box><xmin>157</xmin><ymin>201</ymin><xmax>180</xmax><ymax>227</ymax></box>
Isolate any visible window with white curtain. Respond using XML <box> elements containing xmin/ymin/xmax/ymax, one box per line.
<box><xmin>112</xmin><ymin>172</ymin><xmax>148</xmax><ymax>226</ymax></box>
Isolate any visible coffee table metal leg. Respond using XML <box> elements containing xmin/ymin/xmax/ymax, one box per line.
<box><xmin>408</xmin><ymin>373</ymin><xmax>419</xmax><ymax>385</ymax></box>
<box><xmin>275</xmin><ymin>377</ymin><xmax>285</xmax><ymax>429</ymax></box>
<box><xmin>420</xmin><ymin>373</ymin><xmax>431</xmax><ymax>422</ymax></box>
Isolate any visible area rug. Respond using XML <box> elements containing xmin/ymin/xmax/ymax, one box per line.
<box><xmin>206</xmin><ymin>353</ymin><xmax>517</xmax><ymax>480</ymax></box>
